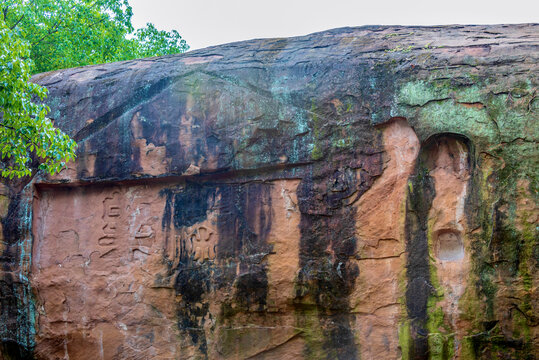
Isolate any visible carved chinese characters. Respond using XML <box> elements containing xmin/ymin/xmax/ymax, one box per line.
<box><xmin>31</xmin><ymin>184</ymin><xmax>178</xmax><ymax>358</ymax></box>
<box><xmin>99</xmin><ymin>190</ymin><xmax>122</xmax><ymax>250</ymax></box>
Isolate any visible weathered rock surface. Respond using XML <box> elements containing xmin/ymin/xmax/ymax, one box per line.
<box><xmin>1</xmin><ymin>24</ymin><xmax>538</xmax><ymax>359</ymax></box>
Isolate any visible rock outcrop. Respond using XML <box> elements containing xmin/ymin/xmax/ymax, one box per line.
<box><xmin>1</xmin><ymin>24</ymin><xmax>538</xmax><ymax>359</ymax></box>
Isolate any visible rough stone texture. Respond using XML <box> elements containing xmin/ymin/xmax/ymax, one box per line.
<box><xmin>0</xmin><ymin>24</ymin><xmax>538</xmax><ymax>359</ymax></box>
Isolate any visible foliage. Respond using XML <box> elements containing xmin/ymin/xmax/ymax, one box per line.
<box><xmin>0</xmin><ymin>18</ymin><xmax>76</xmax><ymax>178</ymax></box>
<box><xmin>1</xmin><ymin>0</ymin><xmax>189</xmax><ymax>73</ymax></box>
<box><xmin>133</xmin><ymin>22</ymin><xmax>188</xmax><ymax>59</ymax></box>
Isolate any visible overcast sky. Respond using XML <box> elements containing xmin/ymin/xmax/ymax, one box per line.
<box><xmin>129</xmin><ymin>0</ymin><xmax>538</xmax><ymax>51</ymax></box>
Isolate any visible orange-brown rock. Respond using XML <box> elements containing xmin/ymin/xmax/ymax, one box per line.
<box><xmin>1</xmin><ymin>24</ymin><xmax>538</xmax><ymax>360</ymax></box>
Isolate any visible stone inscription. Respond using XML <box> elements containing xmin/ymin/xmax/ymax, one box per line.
<box><xmin>35</xmin><ymin>186</ymin><xmax>166</xmax><ymax>266</ymax></box>
<box><xmin>99</xmin><ymin>190</ymin><xmax>122</xmax><ymax>248</ymax></box>
<box><xmin>32</xmin><ymin>183</ymin><xmax>177</xmax><ymax>359</ymax></box>
<box><xmin>187</xmin><ymin>225</ymin><xmax>217</xmax><ymax>261</ymax></box>
<box><xmin>175</xmin><ymin>224</ymin><xmax>217</xmax><ymax>262</ymax></box>
<box><xmin>129</xmin><ymin>202</ymin><xmax>157</xmax><ymax>260</ymax></box>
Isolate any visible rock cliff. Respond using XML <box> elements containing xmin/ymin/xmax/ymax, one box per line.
<box><xmin>0</xmin><ymin>24</ymin><xmax>538</xmax><ymax>359</ymax></box>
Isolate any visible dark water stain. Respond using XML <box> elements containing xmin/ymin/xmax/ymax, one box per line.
<box><xmin>0</xmin><ymin>340</ymin><xmax>34</xmax><ymax>360</ymax></box>
<box><xmin>0</xmin><ymin>193</ymin><xmax>35</xmax><ymax>357</ymax></box>
<box><xmin>320</xmin><ymin>314</ymin><xmax>359</xmax><ymax>360</ymax></box>
<box><xmin>216</xmin><ymin>183</ymin><xmax>273</xmax><ymax>311</ymax></box>
<box><xmin>161</xmin><ymin>181</ymin><xmax>274</xmax><ymax>356</ymax></box>
<box><xmin>404</xmin><ymin>158</ymin><xmax>435</xmax><ymax>360</ymax></box>
<box><xmin>1</xmin><ymin>193</ymin><xmax>22</xmax><ymax>266</ymax></box>
<box><xmin>462</xmin><ymin>145</ymin><xmax>536</xmax><ymax>360</ymax></box>
<box><xmin>295</xmin><ymin>164</ymin><xmax>376</xmax><ymax>358</ymax></box>
<box><xmin>73</xmin><ymin>76</ymin><xmax>175</xmax><ymax>143</ymax></box>
<box><xmin>84</xmin><ymin>115</ymin><xmax>133</xmax><ymax>180</ymax></box>
<box><xmin>172</xmin><ymin>184</ymin><xmax>214</xmax><ymax>229</ymax></box>
<box><xmin>161</xmin><ymin>182</ymin><xmax>216</xmax><ymax>356</ymax></box>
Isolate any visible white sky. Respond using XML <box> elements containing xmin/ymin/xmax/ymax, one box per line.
<box><xmin>129</xmin><ymin>0</ymin><xmax>539</xmax><ymax>51</ymax></box>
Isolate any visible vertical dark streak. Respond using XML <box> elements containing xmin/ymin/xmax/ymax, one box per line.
<box><xmin>162</xmin><ymin>183</ymin><xmax>214</xmax><ymax>358</ymax></box>
<box><xmin>217</xmin><ymin>183</ymin><xmax>272</xmax><ymax>311</ymax></box>
<box><xmin>0</xmin><ymin>193</ymin><xmax>34</xmax><ymax>358</ymax></box>
<box><xmin>163</xmin><ymin>181</ymin><xmax>274</xmax><ymax>357</ymax></box>
<box><xmin>404</xmin><ymin>155</ymin><xmax>435</xmax><ymax>359</ymax></box>
<box><xmin>295</xmin><ymin>166</ymin><xmax>364</xmax><ymax>359</ymax></box>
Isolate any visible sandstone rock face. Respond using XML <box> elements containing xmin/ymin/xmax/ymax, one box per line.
<box><xmin>1</xmin><ymin>24</ymin><xmax>538</xmax><ymax>359</ymax></box>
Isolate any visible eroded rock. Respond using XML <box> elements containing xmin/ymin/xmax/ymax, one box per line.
<box><xmin>0</xmin><ymin>24</ymin><xmax>538</xmax><ymax>359</ymax></box>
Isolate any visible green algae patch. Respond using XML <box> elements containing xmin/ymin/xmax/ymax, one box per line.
<box><xmin>294</xmin><ymin>307</ymin><xmax>326</xmax><ymax>359</ymax></box>
<box><xmin>394</xmin><ymin>79</ymin><xmax>537</xmax><ymax>148</ymax></box>
<box><xmin>425</xmin><ymin>216</ymin><xmax>452</xmax><ymax>357</ymax></box>
<box><xmin>0</xmin><ymin>194</ymin><xmax>10</xmax><ymax>218</ymax></box>
<box><xmin>413</xmin><ymin>101</ymin><xmax>497</xmax><ymax>144</ymax></box>
<box><xmin>398</xmin><ymin>252</ymin><xmax>411</xmax><ymax>360</ymax></box>
<box><xmin>398</xmin><ymin>80</ymin><xmax>482</xmax><ymax>107</ymax></box>
<box><xmin>398</xmin><ymin>319</ymin><xmax>412</xmax><ymax>360</ymax></box>
<box><xmin>311</xmin><ymin>144</ymin><xmax>324</xmax><ymax>161</ymax></box>
<box><xmin>460</xmin><ymin>336</ymin><xmax>477</xmax><ymax>359</ymax></box>
<box><xmin>395</xmin><ymin>82</ymin><xmax>499</xmax><ymax>145</ymax></box>
<box><xmin>428</xmin><ymin>332</ymin><xmax>448</xmax><ymax>360</ymax></box>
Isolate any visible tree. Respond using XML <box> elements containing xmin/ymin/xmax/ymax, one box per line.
<box><xmin>0</xmin><ymin>17</ymin><xmax>76</xmax><ymax>178</ymax></box>
<box><xmin>133</xmin><ymin>22</ymin><xmax>189</xmax><ymax>59</ymax></box>
<box><xmin>0</xmin><ymin>0</ymin><xmax>189</xmax><ymax>178</ymax></box>
<box><xmin>2</xmin><ymin>0</ymin><xmax>189</xmax><ymax>73</ymax></box>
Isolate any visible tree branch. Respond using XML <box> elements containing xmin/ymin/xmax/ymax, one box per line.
<box><xmin>0</xmin><ymin>122</ymin><xmax>43</xmax><ymax>151</ymax></box>
<box><xmin>2</xmin><ymin>3</ymin><xmax>9</xmax><ymax>22</ymax></box>
<box><xmin>31</xmin><ymin>18</ymin><xmax>62</xmax><ymax>46</ymax></box>
<box><xmin>9</xmin><ymin>13</ymin><xmax>23</xmax><ymax>30</ymax></box>
<box><xmin>30</xmin><ymin>1</ymin><xmax>83</xmax><ymax>46</ymax></box>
